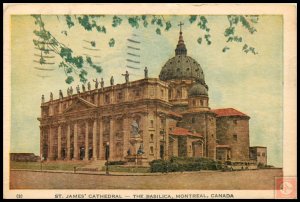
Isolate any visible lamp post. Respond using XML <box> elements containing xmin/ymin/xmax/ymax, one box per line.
<box><xmin>40</xmin><ymin>156</ymin><xmax>43</xmax><ymax>171</ymax></box>
<box><xmin>105</xmin><ymin>142</ymin><xmax>110</xmax><ymax>175</ymax></box>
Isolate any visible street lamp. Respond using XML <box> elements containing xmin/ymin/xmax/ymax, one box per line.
<box><xmin>105</xmin><ymin>142</ymin><xmax>110</xmax><ymax>175</ymax></box>
<box><xmin>40</xmin><ymin>156</ymin><xmax>43</xmax><ymax>171</ymax></box>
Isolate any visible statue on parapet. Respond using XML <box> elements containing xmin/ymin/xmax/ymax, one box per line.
<box><xmin>69</xmin><ymin>86</ymin><xmax>73</xmax><ymax>95</ymax></box>
<box><xmin>59</xmin><ymin>90</ymin><xmax>63</xmax><ymax>99</ymax></box>
<box><xmin>87</xmin><ymin>82</ymin><xmax>91</xmax><ymax>91</ymax></box>
<box><xmin>100</xmin><ymin>78</ymin><xmax>104</xmax><ymax>88</ymax></box>
<box><xmin>93</xmin><ymin>78</ymin><xmax>99</xmax><ymax>89</ymax></box>
<box><xmin>41</xmin><ymin>94</ymin><xmax>45</xmax><ymax>103</ymax></box>
<box><xmin>122</xmin><ymin>70</ymin><xmax>129</xmax><ymax>83</ymax></box>
<box><xmin>110</xmin><ymin>76</ymin><xmax>114</xmax><ymax>86</ymax></box>
<box><xmin>144</xmin><ymin>66</ymin><xmax>148</xmax><ymax>78</ymax></box>
<box><xmin>76</xmin><ymin>85</ymin><xmax>80</xmax><ymax>94</ymax></box>
<box><xmin>50</xmin><ymin>92</ymin><xmax>53</xmax><ymax>101</ymax></box>
<box><xmin>82</xmin><ymin>84</ymin><xmax>86</xmax><ymax>92</ymax></box>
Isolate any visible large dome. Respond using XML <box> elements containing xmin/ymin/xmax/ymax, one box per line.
<box><xmin>159</xmin><ymin>55</ymin><xmax>205</xmax><ymax>82</ymax></box>
<box><xmin>159</xmin><ymin>30</ymin><xmax>206</xmax><ymax>84</ymax></box>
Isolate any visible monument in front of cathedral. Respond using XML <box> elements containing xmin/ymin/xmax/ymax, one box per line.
<box><xmin>38</xmin><ymin>27</ymin><xmax>267</xmax><ymax>167</ymax></box>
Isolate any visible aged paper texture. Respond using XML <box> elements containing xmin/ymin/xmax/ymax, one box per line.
<box><xmin>3</xmin><ymin>3</ymin><xmax>297</xmax><ymax>199</ymax></box>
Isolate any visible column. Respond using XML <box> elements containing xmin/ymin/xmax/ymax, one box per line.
<box><xmin>57</xmin><ymin>124</ymin><xmax>62</xmax><ymax>160</ymax></box>
<box><xmin>123</xmin><ymin>116</ymin><xmax>129</xmax><ymax>158</ymax></box>
<box><xmin>94</xmin><ymin>94</ymin><xmax>98</xmax><ymax>106</ymax></box>
<box><xmin>125</xmin><ymin>86</ymin><xmax>129</xmax><ymax>101</ymax></box>
<box><xmin>165</xmin><ymin>118</ymin><xmax>169</xmax><ymax>160</ymax></box>
<box><xmin>92</xmin><ymin>119</ymin><xmax>97</xmax><ymax>160</ymax></box>
<box><xmin>67</xmin><ymin>124</ymin><xmax>71</xmax><ymax>160</ymax></box>
<box><xmin>85</xmin><ymin>121</ymin><xmax>89</xmax><ymax>160</ymax></box>
<box><xmin>73</xmin><ymin>122</ymin><xmax>78</xmax><ymax>160</ymax></box>
<box><xmin>40</xmin><ymin>127</ymin><xmax>43</xmax><ymax>160</ymax></box>
<box><xmin>99</xmin><ymin>93</ymin><xmax>103</xmax><ymax>106</ymax></box>
<box><xmin>155</xmin><ymin>113</ymin><xmax>160</xmax><ymax>159</ymax></box>
<box><xmin>59</xmin><ymin>102</ymin><xmax>62</xmax><ymax>114</ymax></box>
<box><xmin>109</xmin><ymin>117</ymin><xmax>115</xmax><ymax>160</ymax></box>
<box><xmin>142</xmin><ymin>114</ymin><xmax>149</xmax><ymax>157</ymax></box>
<box><xmin>48</xmin><ymin>126</ymin><xmax>53</xmax><ymax>160</ymax></box>
<box><xmin>173</xmin><ymin>137</ymin><xmax>178</xmax><ymax>157</ymax></box>
<box><xmin>99</xmin><ymin>118</ymin><xmax>103</xmax><ymax>159</ymax></box>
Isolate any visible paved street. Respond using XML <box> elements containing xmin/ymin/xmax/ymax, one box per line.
<box><xmin>10</xmin><ymin>169</ymin><xmax>282</xmax><ymax>190</ymax></box>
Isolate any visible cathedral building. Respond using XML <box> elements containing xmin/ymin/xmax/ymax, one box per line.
<box><xmin>38</xmin><ymin>29</ymin><xmax>264</xmax><ymax>165</ymax></box>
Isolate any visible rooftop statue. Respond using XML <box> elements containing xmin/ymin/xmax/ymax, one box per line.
<box><xmin>87</xmin><ymin>82</ymin><xmax>91</xmax><ymax>91</ymax></box>
<box><xmin>59</xmin><ymin>90</ymin><xmax>63</xmax><ymax>99</ymax></box>
<box><xmin>76</xmin><ymin>85</ymin><xmax>80</xmax><ymax>94</ymax></box>
<box><xmin>110</xmin><ymin>76</ymin><xmax>114</xmax><ymax>86</ymax></box>
<box><xmin>93</xmin><ymin>78</ymin><xmax>99</xmax><ymax>89</ymax></box>
<box><xmin>144</xmin><ymin>66</ymin><xmax>148</xmax><ymax>78</ymax></box>
<box><xmin>122</xmin><ymin>71</ymin><xmax>129</xmax><ymax>83</ymax></box>
<box><xmin>101</xmin><ymin>78</ymin><xmax>104</xmax><ymax>88</ymax></box>
<box><xmin>41</xmin><ymin>94</ymin><xmax>45</xmax><ymax>103</ymax></box>
<box><xmin>69</xmin><ymin>86</ymin><xmax>73</xmax><ymax>95</ymax></box>
<box><xmin>82</xmin><ymin>84</ymin><xmax>86</xmax><ymax>92</ymax></box>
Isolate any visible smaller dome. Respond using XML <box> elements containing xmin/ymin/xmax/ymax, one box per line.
<box><xmin>189</xmin><ymin>83</ymin><xmax>208</xmax><ymax>96</ymax></box>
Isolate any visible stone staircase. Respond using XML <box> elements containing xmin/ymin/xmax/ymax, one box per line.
<box><xmin>77</xmin><ymin>160</ymin><xmax>106</xmax><ymax>172</ymax></box>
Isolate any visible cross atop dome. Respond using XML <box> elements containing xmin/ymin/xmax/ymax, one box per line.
<box><xmin>178</xmin><ymin>21</ymin><xmax>184</xmax><ymax>33</ymax></box>
<box><xmin>175</xmin><ymin>21</ymin><xmax>187</xmax><ymax>56</ymax></box>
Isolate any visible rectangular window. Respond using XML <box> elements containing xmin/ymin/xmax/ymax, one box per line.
<box><xmin>262</xmin><ymin>152</ymin><xmax>265</xmax><ymax>157</ymax></box>
<box><xmin>257</xmin><ymin>152</ymin><xmax>260</xmax><ymax>156</ymax></box>
<box><xmin>161</xmin><ymin>89</ymin><xmax>164</xmax><ymax>97</ymax></box>
<box><xmin>105</xmin><ymin>94</ymin><xmax>110</xmax><ymax>104</ymax></box>
<box><xmin>118</xmin><ymin>92</ymin><xmax>122</xmax><ymax>100</ymax></box>
<box><xmin>150</xmin><ymin>120</ymin><xmax>154</xmax><ymax>128</ymax></box>
<box><xmin>233</xmin><ymin>134</ymin><xmax>237</xmax><ymax>141</ymax></box>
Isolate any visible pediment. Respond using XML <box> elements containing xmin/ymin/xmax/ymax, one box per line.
<box><xmin>63</xmin><ymin>97</ymin><xmax>97</xmax><ymax>113</ymax></box>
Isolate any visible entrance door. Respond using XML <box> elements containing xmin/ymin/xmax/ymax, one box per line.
<box><xmin>88</xmin><ymin>148</ymin><xmax>93</xmax><ymax>160</ymax></box>
<box><xmin>79</xmin><ymin>147</ymin><xmax>85</xmax><ymax>160</ymax></box>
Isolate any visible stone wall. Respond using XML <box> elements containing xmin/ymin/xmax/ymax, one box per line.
<box><xmin>216</xmin><ymin>116</ymin><xmax>250</xmax><ymax>161</ymax></box>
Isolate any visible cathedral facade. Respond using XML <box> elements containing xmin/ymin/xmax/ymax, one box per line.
<box><xmin>38</xmin><ymin>30</ymin><xmax>257</xmax><ymax>165</ymax></box>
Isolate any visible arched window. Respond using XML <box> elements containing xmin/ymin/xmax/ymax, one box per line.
<box><xmin>200</xmin><ymin>100</ymin><xmax>203</xmax><ymax>106</ymax></box>
<box><xmin>176</xmin><ymin>89</ymin><xmax>181</xmax><ymax>98</ymax></box>
<box><xmin>150</xmin><ymin>146</ymin><xmax>154</xmax><ymax>154</ymax></box>
<box><xmin>150</xmin><ymin>134</ymin><xmax>154</xmax><ymax>142</ymax></box>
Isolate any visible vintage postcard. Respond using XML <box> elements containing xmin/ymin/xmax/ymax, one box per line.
<box><xmin>3</xmin><ymin>3</ymin><xmax>297</xmax><ymax>199</ymax></box>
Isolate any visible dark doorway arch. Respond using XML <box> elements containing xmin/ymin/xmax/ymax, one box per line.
<box><xmin>80</xmin><ymin>146</ymin><xmax>85</xmax><ymax>160</ymax></box>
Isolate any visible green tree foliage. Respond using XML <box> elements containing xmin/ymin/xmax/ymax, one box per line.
<box><xmin>32</xmin><ymin>15</ymin><xmax>102</xmax><ymax>84</ymax></box>
<box><xmin>223</xmin><ymin>15</ymin><xmax>259</xmax><ymax>54</ymax></box>
<box><xmin>32</xmin><ymin>15</ymin><xmax>259</xmax><ymax>84</ymax></box>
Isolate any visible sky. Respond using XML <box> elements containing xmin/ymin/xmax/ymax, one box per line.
<box><xmin>10</xmin><ymin>15</ymin><xmax>283</xmax><ymax>167</ymax></box>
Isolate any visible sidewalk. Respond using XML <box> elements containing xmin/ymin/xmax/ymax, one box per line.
<box><xmin>10</xmin><ymin>168</ymin><xmax>218</xmax><ymax>176</ymax></box>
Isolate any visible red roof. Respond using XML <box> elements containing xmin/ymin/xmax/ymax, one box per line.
<box><xmin>168</xmin><ymin>111</ymin><xmax>182</xmax><ymax>118</ymax></box>
<box><xmin>170</xmin><ymin>127</ymin><xmax>202</xmax><ymax>137</ymax></box>
<box><xmin>211</xmin><ymin>108</ymin><xmax>249</xmax><ymax>118</ymax></box>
